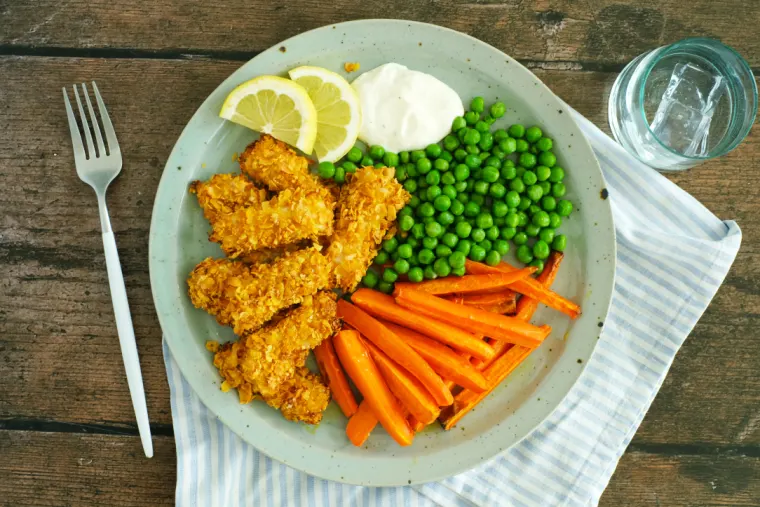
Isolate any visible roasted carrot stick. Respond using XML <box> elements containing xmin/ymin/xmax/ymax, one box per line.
<box><xmin>333</xmin><ymin>329</ymin><xmax>413</xmax><ymax>446</ymax></box>
<box><xmin>380</xmin><ymin>320</ymin><xmax>488</xmax><ymax>393</ymax></box>
<box><xmin>314</xmin><ymin>336</ymin><xmax>359</xmax><ymax>418</ymax></box>
<box><xmin>439</xmin><ymin>344</ymin><xmax>533</xmax><ymax>430</ymax></box>
<box><xmin>465</xmin><ymin>259</ymin><xmax>580</xmax><ymax>319</ymax></box>
<box><xmin>393</xmin><ymin>269</ymin><xmax>535</xmax><ymax>296</ymax></box>
<box><xmin>346</xmin><ymin>400</ymin><xmax>378</xmax><ymax>446</ymax></box>
<box><xmin>363</xmin><ymin>339</ymin><xmax>441</xmax><ymax>425</ymax></box>
<box><xmin>350</xmin><ymin>289</ymin><xmax>494</xmax><ymax>361</ymax></box>
<box><xmin>408</xmin><ymin>415</ymin><xmax>427</xmax><ymax>432</ymax></box>
<box><xmin>337</xmin><ymin>300</ymin><xmax>453</xmax><ymax>407</ymax></box>
<box><xmin>394</xmin><ymin>288</ymin><xmax>549</xmax><ymax>347</ymax></box>
<box><xmin>460</xmin><ymin>290</ymin><xmax>517</xmax><ymax>308</ymax></box>
<box><xmin>516</xmin><ymin>251</ymin><xmax>564</xmax><ymax>320</ymax></box>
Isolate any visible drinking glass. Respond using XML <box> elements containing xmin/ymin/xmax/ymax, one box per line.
<box><xmin>608</xmin><ymin>38</ymin><xmax>757</xmax><ymax>171</ymax></box>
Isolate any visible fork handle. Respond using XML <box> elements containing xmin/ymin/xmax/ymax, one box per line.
<box><xmin>100</xmin><ymin>203</ymin><xmax>154</xmax><ymax>458</ymax></box>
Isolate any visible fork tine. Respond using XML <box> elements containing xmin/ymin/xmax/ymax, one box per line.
<box><xmin>63</xmin><ymin>87</ymin><xmax>87</xmax><ymax>161</ymax></box>
<box><xmin>73</xmin><ymin>84</ymin><xmax>96</xmax><ymax>160</ymax></box>
<box><xmin>92</xmin><ymin>82</ymin><xmax>120</xmax><ymax>156</ymax></box>
<box><xmin>82</xmin><ymin>83</ymin><xmax>107</xmax><ymax>157</ymax></box>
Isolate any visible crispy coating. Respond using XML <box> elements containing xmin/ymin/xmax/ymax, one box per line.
<box><xmin>326</xmin><ymin>166</ymin><xmax>410</xmax><ymax>291</ymax></box>
<box><xmin>189</xmin><ymin>173</ymin><xmax>268</xmax><ymax>223</ymax></box>
<box><xmin>211</xmin><ymin>292</ymin><xmax>339</xmax><ymax>424</ymax></box>
<box><xmin>208</xmin><ymin>186</ymin><xmax>336</xmax><ymax>258</ymax></box>
<box><xmin>187</xmin><ymin>247</ymin><xmax>332</xmax><ymax>335</ymax></box>
<box><xmin>239</xmin><ymin>134</ymin><xmax>322</xmax><ymax>192</ymax></box>
<box><xmin>238</xmin><ymin>241</ymin><xmax>309</xmax><ymax>265</ymax></box>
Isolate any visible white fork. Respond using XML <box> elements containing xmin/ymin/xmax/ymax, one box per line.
<box><xmin>63</xmin><ymin>82</ymin><xmax>153</xmax><ymax>458</ymax></box>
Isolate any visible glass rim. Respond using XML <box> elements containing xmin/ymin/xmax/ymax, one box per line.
<box><xmin>637</xmin><ymin>37</ymin><xmax>758</xmax><ymax>161</ymax></box>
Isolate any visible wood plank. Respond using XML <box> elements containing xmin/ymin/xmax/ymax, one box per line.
<box><xmin>1</xmin><ymin>57</ymin><xmax>759</xmax><ymax>448</ymax></box>
<box><xmin>1</xmin><ymin>430</ymin><xmax>758</xmax><ymax>506</ymax></box>
<box><xmin>601</xmin><ymin>450</ymin><xmax>760</xmax><ymax>506</ymax></box>
<box><xmin>0</xmin><ymin>431</ymin><xmax>175</xmax><ymax>507</ymax></box>
<box><xmin>1</xmin><ymin>0</ymin><xmax>759</xmax><ymax>66</ymax></box>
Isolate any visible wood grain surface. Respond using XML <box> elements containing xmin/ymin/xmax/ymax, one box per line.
<box><xmin>0</xmin><ymin>0</ymin><xmax>759</xmax><ymax>505</ymax></box>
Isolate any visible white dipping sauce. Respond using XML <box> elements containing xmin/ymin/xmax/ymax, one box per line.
<box><xmin>352</xmin><ymin>63</ymin><xmax>464</xmax><ymax>153</ymax></box>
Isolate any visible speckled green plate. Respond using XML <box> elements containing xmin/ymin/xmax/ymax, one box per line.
<box><xmin>149</xmin><ymin>19</ymin><xmax>615</xmax><ymax>486</ymax></box>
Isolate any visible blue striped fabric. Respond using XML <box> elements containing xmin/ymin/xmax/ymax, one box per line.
<box><xmin>162</xmin><ymin>108</ymin><xmax>741</xmax><ymax>507</ymax></box>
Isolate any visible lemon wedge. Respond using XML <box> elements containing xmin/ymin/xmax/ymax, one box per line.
<box><xmin>288</xmin><ymin>66</ymin><xmax>362</xmax><ymax>162</ymax></box>
<box><xmin>219</xmin><ymin>75</ymin><xmax>317</xmax><ymax>154</ymax></box>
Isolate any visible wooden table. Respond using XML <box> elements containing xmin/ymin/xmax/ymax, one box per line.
<box><xmin>1</xmin><ymin>1</ymin><xmax>758</xmax><ymax>505</ymax></box>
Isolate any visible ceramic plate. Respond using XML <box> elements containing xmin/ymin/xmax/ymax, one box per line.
<box><xmin>149</xmin><ymin>20</ymin><xmax>615</xmax><ymax>486</ymax></box>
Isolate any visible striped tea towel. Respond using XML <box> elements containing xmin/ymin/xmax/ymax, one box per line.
<box><xmin>162</xmin><ymin>107</ymin><xmax>741</xmax><ymax>506</ymax></box>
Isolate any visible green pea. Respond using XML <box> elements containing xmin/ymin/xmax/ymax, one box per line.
<box><xmin>411</xmin><ymin>223</ymin><xmax>426</xmax><ymax>240</ymax></box>
<box><xmin>408</xmin><ymin>194</ymin><xmax>421</xmax><ymax>208</ymax></box>
<box><xmin>528</xmin><ymin>204</ymin><xmax>541</xmax><ymax>216</ymax></box>
<box><xmin>490</xmin><ymin>239</ymin><xmax>509</xmax><ymax>256</ymax></box>
<box><xmin>549</xmin><ymin>166</ymin><xmax>565</xmax><ymax>183</ymax></box>
<box><xmin>441</xmin><ymin>172</ymin><xmax>456</xmax><ymax>186</ymax></box>
<box><xmin>505</xmin><ymin>191</ymin><xmax>521</xmax><ymax>209</ymax></box>
<box><xmin>418</xmin><ymin>248</ymin><xmax>435</xmax><ymax>265</ymax></box>
<box><xmin>473</xmin><ymin>181</ymin><xmax>489</xmax><ymax>195</ymax></box>
<box><xmin>403</xmin><ymin>179</ymin><xmax>417</xmax><ymax>193</ymax></box>
<box><xmin>500</xmin><ymin>226</ymin><xmax>517</xmax><ymax>240</ymax></box>
<box><xmin>513</xmin><ymin>231</ymin><xmax>528</xmax><ymax>245</ymax></box>
<box><xmin>400</xmin><ymin>151</ymin><xmax>410</xmax><ymax>164</ymax></box>
<box><xmin>518</xmin><ymin>196</ymin><xmax>532</xmax><ymax>211</ymax></box>
<box><xmin>425</xmin><ymin>222</ymin><xmax>443</xmax><ymax>238</ymax></box>
<box><xmin>455</xmin><ymin>221</ymin><xmax>472</xmax><ymax>239</ymax></box>
<box><xmin>433</xmin><ymin>243</ymin><xmax>450</xmax><ymax>257</ymax></box>
<box><xmin>432</xmin><ymin>258</ymin><xmax>450</xmax><ymax>277</ymax></box>
<box><xmin>471</xmin><ymin>194</ymin><xmax>485</xmax><ymax>206</ymax></box>
<box><xmin>499</xmin><ymin>138</ymin><xmax>517</xmax><ymax>154</ymax></box>
<box><xmin>416</xmin><ymin>176</ymin><xmax>428</xmax><ymax>191</ymax></box>
<box><xmin>395</xmin><ymin>165</ymin><xmax>408</xmax><ymax>182</ymax></box>
<box><xmin>557</xmin><ymin>199</ymin><xmax>573</xmax><ymax>217</ymax></box>
<box><xmin>525</xmin><ymin>126</ymin><xmax>543</xmax><ymax>143</ymax></box>
<box><xmin>439</xmin><ymin>232</ymin><xmax>457</xmax><ymax>249</ymax></box>
<box><xmin>484</xmin><ymin>249</ymin><xmax>501</xmax><ymax>266</ymax></box>
<box><xmin>519</xmin><ymin>152</ymin><xmax>537</xmax><ymax>168</ymax></box>
<box><xmin>413</xmin><ymin>158</ymin><xmax>430</xmax><ymax>175</ymax></box>
<box><xmin>381</xmin><ymin>238</ymin><xmax>398</xmax><ymax>254</ymax></box>
<box><xmin>532</xmin><ymin>211</ymin><xmax>551</xmax><ymax>227</ymax></box>
<box><xmin>484</xmin><ymin>156</ymin><xmax>501</xmax><ymax>169</ymax></box>
<box><xmin>361</xmin><ymin>155</ymin><xmax>374</xmax><ymax>167</ymax></box>
<box><xmin>369</xmin><ymin>145</ymin><xmax>386</xmax><ymax>160</ymax></box>
<box><xmin>525</xmin><ymin>223</ymin><xmax>541</xmax><ymax>237</ymax></box>
<box><xmin>510</xmin><ymin>178</ymin><xmax>526</xmax><ymax>193</ymax></box>
<box><xmin>426</xmin><ymin>185</ymin><xmax>442</xmax><ymax>201</ymax></box>
<box><xmin>515</xmin><ymin>139</ymin><xmax>530</xmax><ymax>153</ymax></box>
<box><xmin>443</xmin><ymin>136</ymin><xmax>460</xmax><ymax>153</ymax></box>
<box><xmin>426</xmin><ymin>170</ymin><xmax>441</xmax><ymax>186</ymax></box>
<box><xmin>529</xmin><ymin>259</ymin><xmax>545</xmax><ymax>275</ymax></box>
<box><xmin>382</xmin><ymin>267</ymin><xmax>398</xmax><ymax>283</ymax></box>
<box><xmin>527</xmin><ymin>185</ymin><xmax>543</xmax><ymax>201</ymax></box>
<box><xmin>406</xmin><ymin>163</ymin><xmax>419</xmax><ymax>178</ymax></box>
<box><xmin>517</xmin><ymin>211</ymin><xmax>529</xmax><ymax>227</ymax></box>
<box><xmin>451</xmin><ymin>116</ymin><xmax>467</xmax><ymax>132</ymax></box>
<box><xmin>505</xmin><ymin>213</ymin><xmax>520</xmax><ymax>230</ymax></box>
<box><xmin>471</xmin><ymin>228</ymin><xmax>486</xmax><ymax>242</ymax></box>
<box><xmin>382</xmin><ymin>152</ymin><xmax>399</xmax><ymax>168</ymax></box>
<box><xmin>341</xmin><ymin>161</ymin><xmax>357</xmax><ymax>174</ymax></box>
<box><xmin>492</xmin><ymin>145</ymin><xmax>507</xmax><ymax>160</ymax></box>
<box><xmin>457</xmin><ymin>192</ymin><xmax>470</xmax><ymax>204</ymax></box>
<box><xmin>399</xmin><ymin>214</ymin><xmax>415</xmax><ymax>232</ymax></box>
<box><xmin>334</xmin><ymin>166</ymin><xmax>346</xmax><ymax>184</ymax></box>
<box><xmin>438</xmin><ymin>211</ymin><xmax>454</xmax><ymax>226</ymax></box>
<box><xmin>552</xmin><ymin>234</ymin><xmax>567</xmax><ymax>252</ymax></box>
<box><xmin>453</xmin><ymin>148</ymin><xmax>467</xmax><ymax>162</ymax></box>
<box><xmin>448</xmin><ymin>251</ymin><xmax>466</xmax><ymax>269</ymax></box>
<box><xmin>552</xmin><ymin>182</ymin><xmax>566</xmax><ymax>198</ymax></box>
<box><xmin>452</xmin><ymin>265</ymin><xmax>466</xmax><ymax>276</ymax></box>
<box><xmin>423</xmin><ymin>266</ymin><xmax>438</xmax><ymax>280</ymax></box>
<box><xmin>450</xmin><ymin>199</ymin><xmax>465</xmax><ymax>216</ymax></box>
<box><xmin>539</xmin><ymin>181</ymin><xmax>552</xmax><ymax>196</ymax></box>
<box><xmin>485</xmin><ymin>226</ymin><xmax>499</xmax><ymax>241</ymax></box>
<box><xmin>490</xmin><ymin>102</ymin><xmax>506</xmax><ymax>118</ymax></box>
<box><xmin>474</xmin><ymin>121</ymin><xmax>489</xmax><ymax>134</ymax></box>
<box><xmin>418</xmin><ymin>202</ymin><xmax>435</xmax><ymax>218</ymax></box>
<box><xmin>469</xmin><ymin>245</ymin><xmax>486</xmax><ymax>262</ymax></box>
<box><xmin>318</xmin><ymin>161</ymin><xmax>336</xmax><ymax>179</ymax></box>
<box><xmin>395</xmin><ymin>243</ymin><xmax>412</xmax><ymax>259</ymax></box>
<box><xmin>425</xmin><ymin>143</ymin><xmax>442</xmax><ymax>159</ymax></box>
<box><xmin>515</xmin><ymin>166</ymin><xmax>526</xmax><ymax>179</ymax></box>
<box><xmin>515</xmin><ymin>245</ymin><xmax>532</xmax><ymax>264</ymax></box>
<box><xmin>463</xmin><ymin>129</ymin><xmax>481</xmax><ymax>146</ymax></box>
<box><xmin>362</xmin><ymin>270</ymin><xmax>379</xmax><ymax>288</ymax></box>
<box><xmin>470</xmin><ymin>97</ymin><xmax>485</xmax><ymax>113</ymax></box>
<box><xmin>535</xmin><ymin>165</ymin><xmax>551</xmax><ymax>182</ymax></box>
<box><xmin>539</xmin><ymin>228</ymin><xmax>555</xmax><ymax>244</ymax></box>
<box><xmin>540</xmin><ymin>196</ymin><xmax>557</xmax><ymax>212</ymax></box>
<box><xmin>508</xmin><ymin>124</ymin><xmax>525</xmax><ymax>138</ymax></box>
<box><xmin>449</xmin><ymin>165</ymin><xmax>467</xmax><ymax>183</ymax></box>
<box><xmin>536</xmin><ymin>137</ymin><xmax>553</xmax><ymax>152</ymax></box>
<box><xmin>482</xmin><ymin>166</ymin><xmax>500</xmax><ymax>183</ymax></box>
<box><xmin>539</xmin><ymin>151</ymin><xmax>557</xmax><ymax>167</ymax></box>
<box><xmin>377</xmin><ymin>281</ymin><xmax>393</xmax><ymax>293</ymax></box>
<box><xmin>475</xmin><ymin>213</ymin><xmax>493</xmax><ymax>229</ymax></box>
<box><xmin>492</xmin><ymin>201</ymin><xmax>509</xmax><ymax>218</ymax></box>
<box><xmin>407</xmin><ymin>266</ymin><xmax>423</xmax><ymax>283</ymax></box>
<box><xmin>431</xmin><ymin>159</ymin><xmax>448</xmax><ymax>173</ymax></box>
<box><xmin>483</xmin><ymin>115</ymin><xmax>496</xmax><ymax>125</ymax></box>
<box><xmin>456</xmin><ymin>239</ymin><xmax>472</xmax><ymax>255</ymax></box>
<box><xmin>439</xmin><ymin>184</ymin><xmax>456</xmax><ymax>199</ymax></box>
<box><xmin>348</xmin><ymin>148</ymin><xmax>365</xmax><ymax>164</ymax></box>
<box><xmin>533</xmin><ymin>240</ymin><xmax>550</xmax><ymax>260</ymax></box>
<box><xmin>463</xmin><ymin>201</ymin><xmax>480</xmax><ymax>218</ymax></box>
<box><xmin>522</xmin><ymin>170</ymin><xmax>538</xmax><ymax>186</ymax></box>
<box><xmin>463</xmin><ymin>154</ymin><xmax>480</xmax><ymax>169</ymax></box>
<box><xmin>493</xmin><ymin>129</ymin><xmax>509</xmax><ymax>142</ymax></box>
<box><xmin>464</xmin><ymin>111</ymin><xmax>479</xmax><ymax>125</ymax></box>
<box><xmin>478</xmin><ymin>131</ymin><xmax>494</xmax><ymax>151</ymax></box>
<box><xmin>393</xmin><ymin>259</ymin><xmax>410</xmax><ymax>275</ymax></box>
<box><xmin>389</xmin><ymin>250</ymin><xmax>400</xmax><ymax>262</ymax></box>
<box><xmin>549</xmin><ymin>212</ymin><xmax>562</xmax><ymax>229</ymax></box>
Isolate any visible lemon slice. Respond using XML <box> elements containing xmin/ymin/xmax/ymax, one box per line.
<box><xmin>288</xmin><ymin>66</ymin><xmax>362</xmax><ymax>162</ymax></box>
<box><xmin>219</xmin><ymin>75</ymin><xmax>317</xmax><ymax>154</ymax></box>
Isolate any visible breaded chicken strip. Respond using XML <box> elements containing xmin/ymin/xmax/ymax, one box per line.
<box><xmin>326</xmin><ymin>166</ymin><xmax>410</xmax><ymax>291</ymax></box>
<box><xmin>239</xmin><ymin>134</ymin><xmax>322</xmax><ymax>192</ymax></box>
<box><xmin>211</xmin><ymin>292</ymin><xmax>339</xmax><ymax>424</ymax></box>
<box><xmin>187</xmin><ymin>247</ymin><xmax>332</xmax><ymax>335</ymax></box>
<box><xmin>209</xmin><ymin>186</ymin><xmax>336</xmax><ymax>258</ymax></box>
<box><xmin>238</xmin><ymin>241</ymin><xmax>309</xmax><ymax>265</ymax></box>
<box><xmin>189</xmin><ymin>173</ymin><xmax>268</xmax><ymax>223</ymax></box>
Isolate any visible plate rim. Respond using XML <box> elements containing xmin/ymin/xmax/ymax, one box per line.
<box><xmin>149</xmin><ymin>18</ymin><xmax>617</xmax><ymax>486</ymax></box>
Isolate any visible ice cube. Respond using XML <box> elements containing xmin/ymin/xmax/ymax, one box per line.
<box><xmin>662</xmin><ymin>63</ymin><xmax>725</xmax><ymax>113</ymax></box>
<box><xmin>650</xmin><ymin>99</ymin><xmax>712</xmax><ymax>155</ymax></box>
